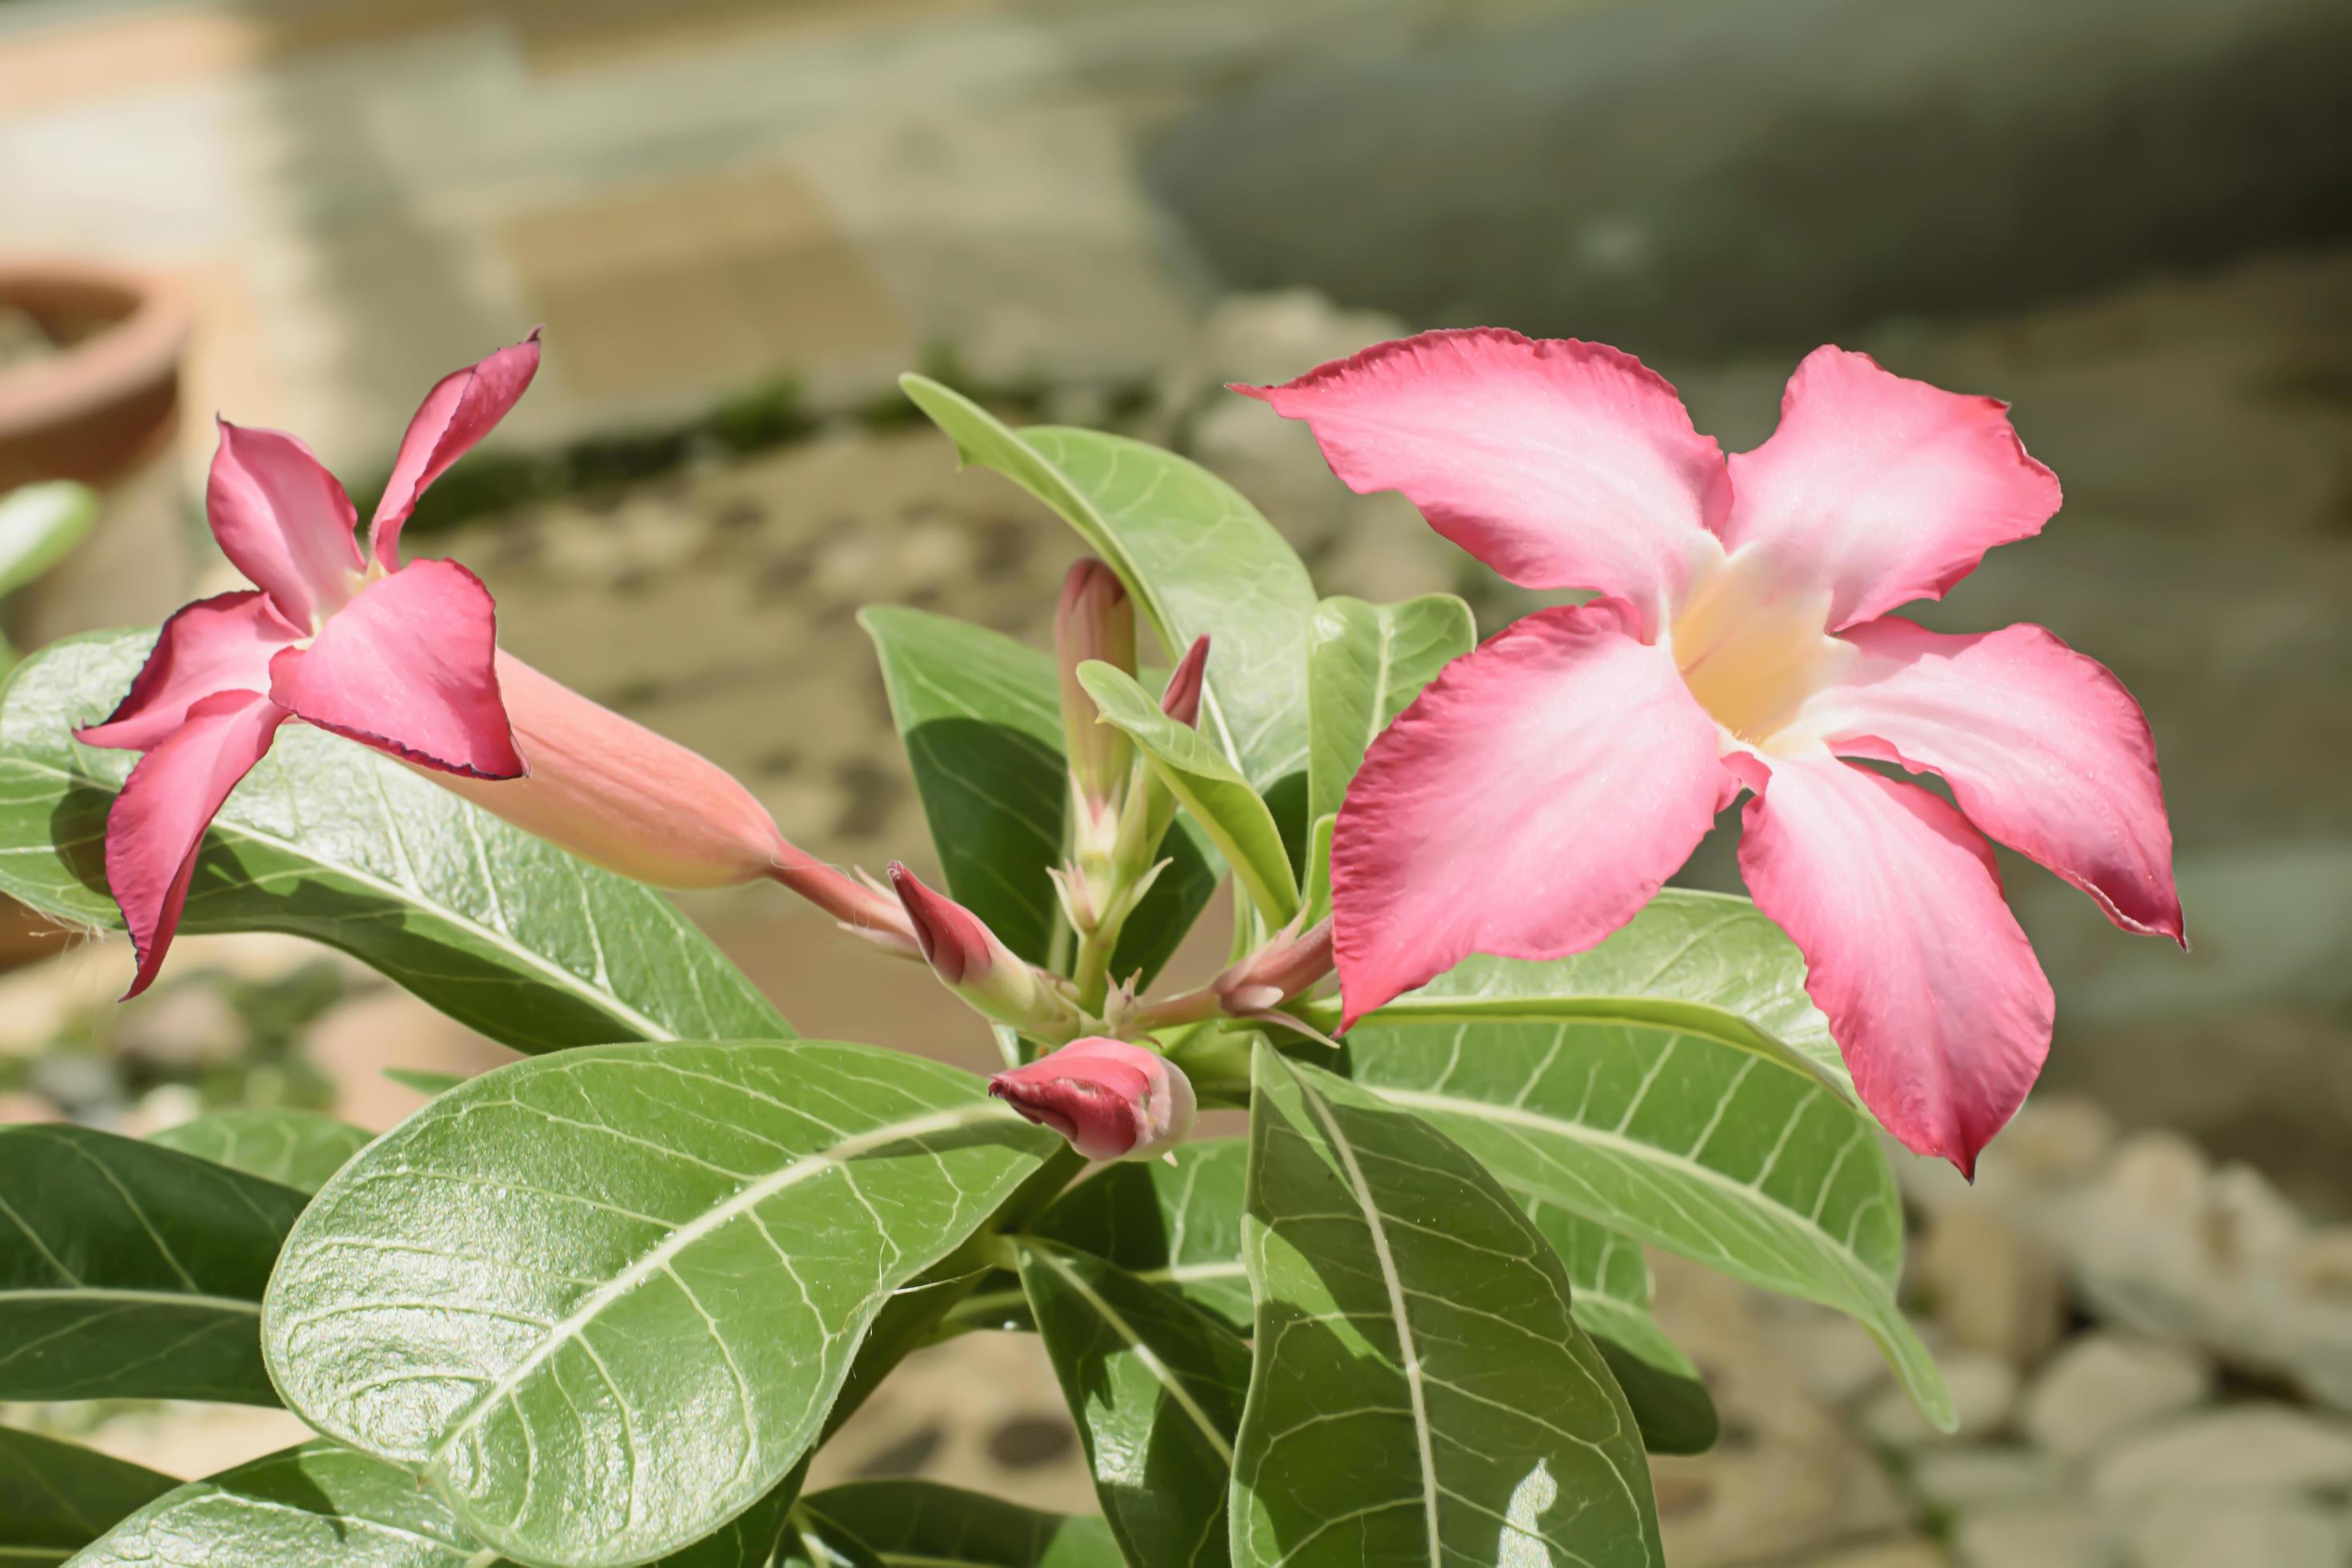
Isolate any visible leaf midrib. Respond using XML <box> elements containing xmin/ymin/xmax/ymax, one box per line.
<box><xmin>0</xmin><ymin>752</ymin><xmax>673</xmax><ymax>1041</ymax></box>
<box><xmin>0</xmin><ymin>1287</ymin><xmax>262</xmax><ymax>1314</ymax></box>
<box><xmin>1022</xmin><ymin>1240</ymin><xmax>1234</xmax><ymax>1466</ymax></box>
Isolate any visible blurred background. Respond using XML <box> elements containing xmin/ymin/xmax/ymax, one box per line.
<box><xmin>2</xmin><ymin>1</ymin><xmax>2350</xmax><ymax>1563</ymax></box>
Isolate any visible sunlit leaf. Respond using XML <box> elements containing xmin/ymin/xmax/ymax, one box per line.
<box><xmin>0</xmin><ymin>482</ymin><xmax>96</xmax><ymax>598</ymax></box>
<box><xmin>263</xmin><ymin>1040</ymin><xmax>1058</xmax><ymax>1568</ymax></box>
<box><xmin>0</xmin><ymin>630</ymin><xmax>789</xmax><ymax>1055</ymax></box>
<box><xmin>148</xmin><ymin>1108</ymin><xmax>373</xmax><ymax>1194</ymax></box>
<box><xmin>1527</xmin><ymin>1201</ymin><xmax>1715</xmax><ymax>1455</ymax></box>
<box><xmin>898</xmin><ymin>378</ymin><xmax>1314</xmax><ymax>831</ymax></box>
<box><xmin>1305</xmin><ymin>594</ymin><xmax>1474</xmax><ymax>825</ymax></box>
<box><xmin>0</xmin><ymin>1124</ymin><xmax>301</xmax><ymax>1404</ymax></box>
<box><xmin>1234</xmin><ymin>1047</ymin><xmax>1662</xmax><ymax>1566</ymax></box>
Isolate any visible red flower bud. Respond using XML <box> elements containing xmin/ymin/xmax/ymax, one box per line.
<box><xmin>1161</xmin><ymin>634</ymin><xmax>1210</xmax><ymax>727</ymax></box>
<box><xmin>1055</xmin><ymin>559</ymin><xmax>1136</xmax><ymax>810</ymax></box>
<box><xmin>989</xmin><ymin>1037</ymin><xmax>1197</xmax><ymax>1162</ymax></box>
<box><xmin>890</xmin><ymin>863</ymin><xmax>1076</xmax><ymax>1033</ymax></box>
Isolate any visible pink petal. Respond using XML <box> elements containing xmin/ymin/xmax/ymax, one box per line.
<box><xmin>1809</xmin><ymin>617</ymin><xmax>2182</xmax><ymax>943</ymax></box>
<box><xmin>1737</xmin><ymin>755</ymin><xmax>2053</xmax><ymax>1176</ymax></box>
<box><xmin>267</xmin><ymin>558</ymin><xmax>522</xmax><ymax>779</ymax></box>
<box><xmin>103</xmin><ymin>690</ymin><xmax>290</xmax><ymax>998</ymax></box>
<box><xmin>76</xmin><ymin>591</ymin><xmax>302</xmax><ymax>752</ymax></box>
<box><xmin>367</xmin><ymin>331</ymin><xmax>542</xmax><ymax>570</ymax></box>
<box><xmin>1331</xmin><ymin>599</ymin><xmax>1727</xmax><ymax>1026</ymax></box>
<box><xmin>208</xmin><ymin>421</ymin><xmax>365</xmax><ymax>629</ymax></box>
<box><xmin>1236</xmin><ymin>330</ymin><xmax>1730</xmax><ymax>634</ymax></box>
<box><xmin>1721</xmin><ymin>347</ymin><xmax>2062</xmax><ymax>630</ymax></box>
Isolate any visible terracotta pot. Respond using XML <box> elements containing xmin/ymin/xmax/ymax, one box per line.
<box><xmin>0</xmin><ymin>258</ymin><xmax>190</xmax><ymax>490</ymax></box>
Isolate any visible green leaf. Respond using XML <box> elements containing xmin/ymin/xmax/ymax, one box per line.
<box><xmin>0</xmin><ymin>1426</ymin><xmax>177</xmax><ymax>1562</ymax></box>
<box><xmin>859</xmin><ymin>606</ymin><xmax>1215</xmax><ymax>984</ymax></box>
<box><xmin>1018</xmin><ymin>1240</ymin><xmax>1249</xmax><ymax>1568</ymax></box>
<box><xmin>1305</xmin><ymin>594</ymin><xmax>1474</xmax><ymax>826</ymax></box>
<box><xmin>384</xmin><ymin>1067</ymin><xmax>467</xmax><ymax>1094</ymax></box>
<box><xmin>148</xmin><ymin>1108</ymin><xmax>373</xmax><ymax>1194</ymax></box>
<box><xmin>0</xmin><ymin>482</ymin><xmax>97</xmax><ymax>599</ymax></box>
<box><xmin>1234</xmin><ymin>1047</ymin><xmax>1662</xmax><ymax>1567</ymax></box>
<box><xmin>0</xmin><ymin>1124</ymin><xmax>302</xmax><ymax>1404</ymax></box>
<box><xmin>1078</xmin><ymin>663</ymin><xmax>1298</xmax><ymax>929</ymax></box>
<box><xmin>0</xmin><ymin>630</ymin><xmax>790</xmax><ymax>1055</ymax></box>
<box><xmin>1341</xmin><ymin>915</ymin><xmax>1951</xmax><ymax>1427</ymax></box>
<box><xmin>898</xmin><ymin>379</ymin><xmax>1315</xmax><ymax>815</ymax></box>
<box><xmin>58</xmin><ymin>1440</ymin><xmax>802</xmax><ymax>1567</ymax></box>
<box><xmin>1528</xmin><ymin>1201</ymin><xmax>1716</xmax><ymax>1456</ymax></box>
<box><xmin>263</xmin><ymin>1039</ymin><xmax>1059</xmax><ymax>1568</ymax></box>
<box><xmin>1301</xmin><ymin>814</ymin><xmax>1334</xmax><ymax>926</ymax></box>
<box><xmin>1363</xmin><ymin>888</ymin><xmax>1854</xmax><ymax>1097</ymax></box>
<box><xmin>1032</xmin><ymin>1138</ymin><xmax>1251</xmax><ymax>1332</ymax></box>
<box><xmin>800</xmin><ymin>1480</ymin><xmax>1124</xmax><ymax>1568</ymax></box>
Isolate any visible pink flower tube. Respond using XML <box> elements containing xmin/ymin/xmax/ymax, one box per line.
<box><xmin>989</xmin><ymin>1037</ymin><xmax>1197</xmax><ymax>1162</ymax></box>
<box><xmin>1242</xmin><ymin>332</ymin><xmax>2182</xmax><ymax>1175</ymax></box>
<box><xmin>78</xmin><ymin>333</ymin><xmax>910</xmax><ymax>995</ymax></box>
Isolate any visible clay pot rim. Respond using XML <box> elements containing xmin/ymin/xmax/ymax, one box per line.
<box><xmin>0</xmin><ymin>258</ymin><xmax>191</xmax><ymax>439</ymax></box>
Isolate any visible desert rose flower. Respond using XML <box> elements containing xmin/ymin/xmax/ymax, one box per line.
<box><xmin>1241</xmin><ymin>331</ymin><xmax>2181</xmax><ymax>1174</ymax></box>
<box><xmin>890</xmin><ymin>863</ymin><xmax>1080</xmax><ymax>1037</ymax></box>
<box><xmin>80</xmin><ymin>334</ymin><xmax>911</xmax><ymax>995</ymax></box>
<box><xmin>989</xmin><ymin>1037</ymin><xmax>1197</xmax><ymax>1162</ymax></box>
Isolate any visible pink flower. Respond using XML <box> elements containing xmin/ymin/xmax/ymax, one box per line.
<box><xmin>1240</xmin><ymin>331</ymin><xmax>2181</xmax><ymax>1174</ymax></box>
<box><xmin>79</xmin><ymin>335</ymin><xmax>913</xmax><ymax>996</ymax></box>
<box><xmin>989</xmin><ymin>1038</ymin><xmax>1197</xmax><ymax>1162</ymax></box>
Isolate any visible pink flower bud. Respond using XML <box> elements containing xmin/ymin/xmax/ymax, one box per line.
<box><xmin>1214</xmin><ymin>915</ymin><xmax>1335</xmax><ymax>1014</ymax></box>
<box><xmin>890</xmin><ymin>863</ymin><xmax>1074</xmax><ymax>1031</ymax></box>
<box><xmin>438</xmin><ymin>655</ymin><xmax>918</xmax><ymax>953</ymax></box>
<box><xmin>1055</xmin><ymin>559</ymin><xmax>1136</xmax><ymax>810</ymax></box>
<box><xmin>990</xmin><ymin>1037</ymin><xmax>1197</xmax><ymax>1162</ymax></box>
<box><xmin>1161</xmin><ymin>634</ymin><xmax>1210</xmax><ymax>727</ymax></box>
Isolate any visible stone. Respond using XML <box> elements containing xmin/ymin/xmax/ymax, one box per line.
<box><xmin>2092</xmin><ymin>1406</ymin><xmax>2352</xmax><ymax>1504</ymax></box>
<box><xmin>1916</xmin><ymin>1205</ymin><xmax>2067</xmax><ymax>1370</ymax></box>
<box><xmin>1862</xmin><ymin>1350</ymin><xmax>2017</xmax><ymax>1447</ymax></box>
<box><xmin>1910</xmin><ymin>1445</ymin><xmax>2066</xmax><ymax>1510</ymax></box>
<box><xmin>2102</xmin><ymin>1131</ymin><xmax>2212</xmax><ymax>1221</ymax></box>
<box><xmin>1952</xmin><ymin>1500</ymin><xmax>2117</xmax><ymax>1568</ymax></box>
<box><xmin>2019</xmin><ymin>1335</ymin><xmax>2214</xmax><ymax>1460</ymax></box>
<box><xmin>2202</xmin><ymin>1163</ymin><xmax>2304</xmax><ymax>1270</ymax></box>
<box><xmin>2125</xmin><ymin>1494</ymin><xmax>2335</xmax><ymax>1568</ymax></box>
<box><xmin>1995</xmin><ymin>1096</ymin><xmax>2118</xmax><ymax>1185</ymax></box>
<box><xmin>2290</xmin><ymin>1229</ymin><xmax>2352</xmax><ymax>1298</ymax></box>
<box><xmin>1811</xmin><ymin>1544</ymin><xmax>1950</xmax><ymax>1568</ymax></box>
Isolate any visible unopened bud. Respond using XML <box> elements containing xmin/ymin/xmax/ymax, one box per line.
<box><xmin>890</xmin><ymin>863</ymin><xmax>1078</xmax><ymax>1034</ymax></box>
<box><xmin>1056</xmin><ymin>560</ymin><xmax>1136</xmax><ymax>810</ymax></box>
<box><xmin>1214</xmin><ymin>916</ymin><xmax>1334</xmax><ymax>1015</ymax></box>
<box><xmin>1161</xmin><ymin>634</ymin><xmax>1210</xmax><ymax>726</ymax></box>
<box><xmin>990</xmin><ymin>1037</ymin><xmax>1196</xmax><ymax>1162</ymax></box>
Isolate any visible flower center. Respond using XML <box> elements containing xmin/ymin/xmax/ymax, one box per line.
<box><xmin>1669</xmin><ymin>550</ymin><xmax>1851</xmax><ymax>753</ymax></box>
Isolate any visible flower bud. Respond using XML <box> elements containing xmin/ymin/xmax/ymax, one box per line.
<box><xmin>990</xmin><ymin>1037</ymin><xmax>1196</xmax><ymax>1162</ymax></box>
<box><xmin>1214</xmin><ymin>915</ymin><xmax>1334</xmax><ymax>1015</ymax></box>
<box><xmin>1160</xmin><ymin>634</ymin><xmax>1210</xmax><ymax>726</ymax></box>
<box><xmin>1055</xmin><ymin>559</ymin><xmax>1136</xmax><ymax>812</ymax></box>
<box><xmin>434</xmin><ymin>654</ymin><xmax>918</xmax><ymax>952</ymax></box>
<box><xmin>891</xmin><ymin>863</ymin><xmax>1078</xmax><ymax>1034</ymax></box>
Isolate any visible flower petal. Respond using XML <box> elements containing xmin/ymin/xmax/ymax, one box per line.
<box><xmin>1806</xmin><ymin>616</ymin><xmax>2182</xmax><ymax>942</ymax></box>
<box><xmin>208</xmin><ymin>421</ymin><xmax>364</xmax><ymax>628</ymax></box>
<box><xmin>75</xmin><ymin>590</ymin><xmax>302</xmax><ymax>752</ymax></box>
<box><xmin>268</xmin><ymin>558</ymin><xmax>522</xmax><ymax>778</ymax></box>
<box><xmin>1721</xmin><ymin>347</ymin><xmax>2062</xmax><ymax>630</ymax></box>
<box><xmin>368</xmin><ymin>331</ymin><xmax>542</xmax><ymax>570</ymax></box>
<box><xmin>1737</xmin><ymin>755</ymin><xmax>2053</xmax><ymax>1176</ymax></box>
<box><xmin>1237</xmin><ymin>329</ymin><xmax>1730</xmax><ymax>634</ymax></box>
<box><xmin>1331</xmin><ymin>599</ymin><xmax>1726</xmax><ymax>1026</ymax></box>
<box><xmin>103</xmin><ymin>690</ymin><xmax>290</xmax><ymax>998</ymax></box>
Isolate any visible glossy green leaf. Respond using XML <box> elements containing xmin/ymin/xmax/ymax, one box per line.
<box><xmin>859</xmin><ymin>606</ymin><xmax>1215</xmax><ymax>985</ymax></box>
<box><xmin>0</xmin><ymin>630</ymin><xmax>789</xmax><ymax>1055</ymax></box>
<box><xmin>1300</xmin><ymin>814</ymin><xmax>1333</xmax><ymax>926</ymax></box>
<box><xmin>0</xmin><ymin>1124</ymin><xmax>302</xmax><ymax>1404</ymax></box>
<box><xmin>60</xmin><ymin>1440</ymin><xmax>802</xmax><ymax>1568</ymax></box>
<box><xmin>1363</xmin><ymin>889</ymin><xmax>1854</xmax><ymax>1097</ymax></box>
<box><xmin>1234</xmin><ymin>1047</ymin><xmax>1662</xmax><ymax>1567</ymax></box>
<box><xmin>1528</xmin><ymin>1201</ymin><xmax>1716</xmax><ymax>1455</ymax></box>
<box><xmin>898</xmin><ymin>378</ymin><xmax>1315</xmax><ymax>817</ymax></box>
<box><xmin>1305</xmin><ymin>594</ymin><xmax>1474</xmax><ymax>826</ymax></box>
<box><xmin>263</xmin><ymin>1039</ymin><xmax>1058</xmax><ymax>1568</ymax></box>
<box><xmin>148</xmin><ymin>1108</ymin><xmax>373</xmax><ymax>1194</ymax></box>
<box><xmin>800</xmin><ymin>1480</ymin><xmax>1124</xmax><ymax>1568</ymax></box>
<box><xmin>1018</xmin><ymin>1239</ymin><xmax>1248</xmax><ymax>1568</ymax></box>
<box><xmin>0</xmin><ymin>482</ymin><xmax>96</xmax><ymax>598</ymax></box>
<box><xmin>1078</xmin><ymin>663</ymin><xmax>1298</xmax><ymax>929</ymax></box>
<box><xmin>0</xmin><ymin>1425</ymin><xmax>177</xmax><ymax>1562</ymax></box>
<box><xmin>1342</xmin><ymin>921</ymin><xmax>1951</xmax><ymax>1426</ymax></box>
